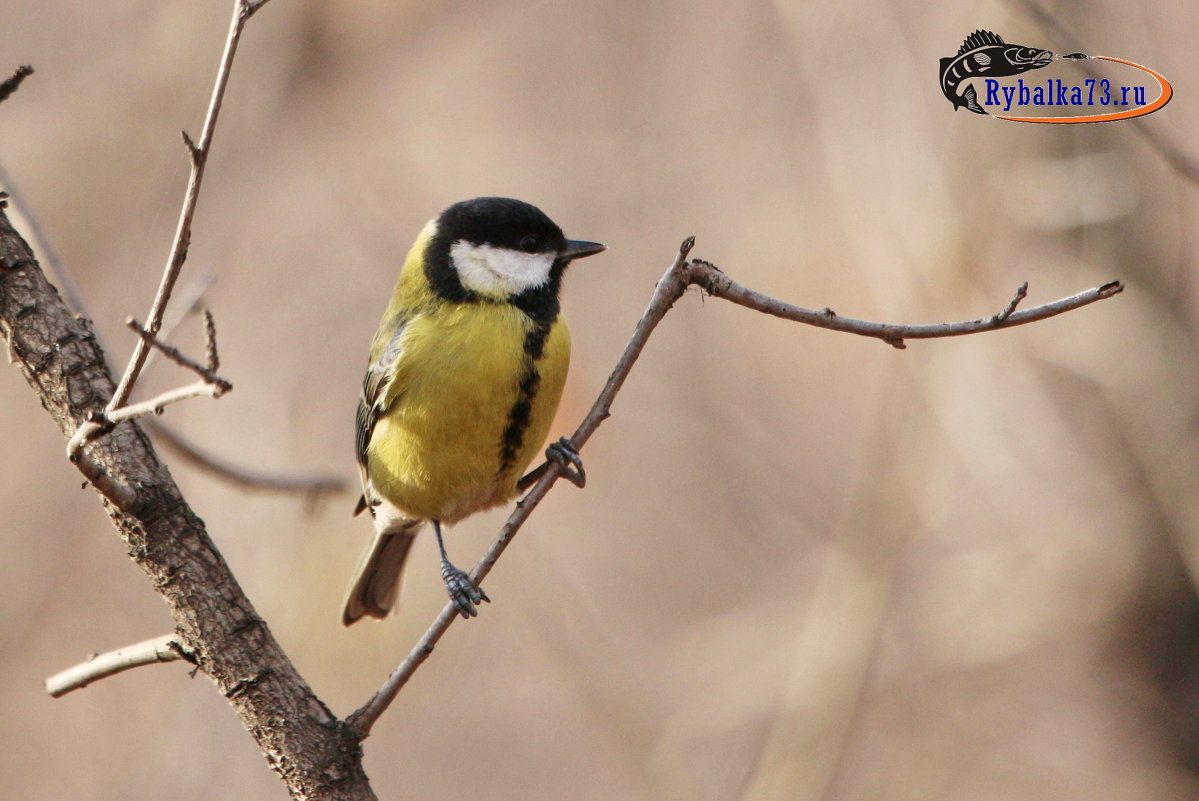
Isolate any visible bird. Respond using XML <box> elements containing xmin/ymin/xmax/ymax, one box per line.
<box><xmin>342</xmin><ymin>197</ymin><xmax>605</xmax><ymax>626</ymax></box>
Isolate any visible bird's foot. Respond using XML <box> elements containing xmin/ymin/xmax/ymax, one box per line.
<box><xmin>441</xmin><ymin>560</ymin><xmax>489</xmax><ymax>618</ymax></box>
<box><xmin>547</xmin><ymin>437</ymin><xmax>586</xmax><ymax>488</ymax></box>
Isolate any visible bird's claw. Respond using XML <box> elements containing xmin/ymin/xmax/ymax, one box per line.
<box><xmin>547</xmin><ymin>437</ymin><xmax>586</xmax><ymax>488</ymax></box>
<box><xmin>441</xmin><ymin>561</ymin><xmax>489</xmax><ymax>618</ymax></box>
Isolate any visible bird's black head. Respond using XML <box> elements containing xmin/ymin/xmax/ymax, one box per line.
<box><xmin>424</xmin><ymin>197</ymin><xmax>605</xmax><ymax>322</ymax></box>
<box><xmin>440</xmin><ymin>197</ymin><xmax>568</xmax><ymax>256</ymax></box>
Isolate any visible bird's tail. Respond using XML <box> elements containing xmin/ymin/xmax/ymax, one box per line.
<box><xmin>342</xmin><ymin>517</ymin><xmax>423</xmax><ymax>626</ymax></box>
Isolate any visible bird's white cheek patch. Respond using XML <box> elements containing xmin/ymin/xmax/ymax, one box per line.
<box><xmin>450</xmin><ymin>241</ymin><xmax>554</xmax><ymax>298</ymax></box>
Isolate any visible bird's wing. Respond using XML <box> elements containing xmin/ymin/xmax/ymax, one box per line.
<box><xmin>355</xmin><ymin>312</ymin><xmax>411</xmax><ymax>511</ymax></box>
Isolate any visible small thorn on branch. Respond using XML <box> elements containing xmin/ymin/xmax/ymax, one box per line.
<box><xmin>181</xmin><ymin>130</ymin><xmax>203</xmax><ymax>167</ymax></box>
<box><xmin>0</xmin><ymin>65</ymin><xmax>33</xmax><ymax>105</ymax></box>
<box><xmin>993</xmin><ymin>281</ymin><xmax>1029</xmax><ymax>324</ymax></box>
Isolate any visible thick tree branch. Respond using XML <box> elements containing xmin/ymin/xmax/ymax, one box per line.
<box><xmin>0</xmin><ymin>195</ymin><xmax>373</xmax><ymax>800</ymax></box>
<box><xmin>0</xmin><ymin>0</ymin><xmax>378</xmax><ymax>794</ymax></box>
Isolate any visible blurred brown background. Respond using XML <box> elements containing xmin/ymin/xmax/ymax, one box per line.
<box><xmin>3</xmin><ymin>0</ymin><xmax>1199</xmax><ymax>798</ymax></box>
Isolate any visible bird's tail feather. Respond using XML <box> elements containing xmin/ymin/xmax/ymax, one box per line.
<box><xmin>342</xmin><ymin>518</ymin><xmax>423</xmax><ymax>626</ymax></box>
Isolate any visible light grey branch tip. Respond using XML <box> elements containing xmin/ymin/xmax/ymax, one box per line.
<box><xmin>993</xmin><ymin>281</ymin><xmax>1029</xmax><ymax>324</ymax></box>
<box><xmin>46</xmin><ymin>634</ymin><xmax>184</xmax><ymax>697</ymax></box>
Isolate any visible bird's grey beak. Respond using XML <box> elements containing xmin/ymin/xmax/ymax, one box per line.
<box><xmin>561</xmin><ymin>240</ymin><xmax>606</xmax><ymax>261</ymax></box>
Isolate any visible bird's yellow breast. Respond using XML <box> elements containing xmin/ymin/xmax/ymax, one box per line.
<box><xmin>366</xmin><ymin>301</ymin><xmax>570</xmax><ymax>523</ymax></box>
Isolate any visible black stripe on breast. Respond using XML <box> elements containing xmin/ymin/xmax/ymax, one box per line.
<box><xmin>498</xmin><ymin>320</ymin><xmax>553</xmax><ymax>474</ymax></box>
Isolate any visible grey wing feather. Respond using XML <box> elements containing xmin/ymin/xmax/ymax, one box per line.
<box><xmin>355</xmin><ymin>320</ymin><xmax>409</xmax><ymax>510</ymax></box>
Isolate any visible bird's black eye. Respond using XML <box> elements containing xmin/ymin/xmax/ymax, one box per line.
<box><xmin>519</xmin><ymin>235</ymin><xmax>539</xmax><ymax>253</ymax></box>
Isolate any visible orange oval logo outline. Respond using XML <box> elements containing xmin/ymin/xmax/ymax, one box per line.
<box><xmin>996</xmin><ymin>57</ymin><xmax>1172</xmax><ymax>124</ymax></box>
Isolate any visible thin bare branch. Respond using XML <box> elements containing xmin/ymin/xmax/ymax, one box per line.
<box><xmin>105</xmin><ymin>0</ymin><xmax>264</xmax><ymax>418</ymax></box>
<box><xmin>0</xmin><ymin>172</ymin><xmax>329</xmax><ymax>494</ymax></box>
<box><xmin>126</xmin><ymin>316</ymin><xmax>231</xmax><ymax>390</ymax></box>
<box><xmin>0</xmin><ymin>172</ymin><xmax>321</xmax><ymax>495</ymax></box>
<box><xmin>0</xmin><ymin>65</ymin><xmax>33</xmax><ymax>105</ymax></box>
<box><xmin>66</xmin><ymin>0</ymin><xmax>261</xmax><ymax>462</ymax></box>
<box><xmin>148</xmin><ymin>421</ymin><xmax>347</xmax><ymax>496</ymax></box>
<box><xmin>0</xmin><ymin>20</ymin><xmax>339</xmax><ymax>506</ymax></box>
<box><xmin>687</xmin><ymin>260</ymin><xmax>1122</xmax><ymax>350</ymax></box>
<box><xmin>349</xmin><ymin>238</ymin><xmax>1123</xmax><ymax>738</ymax></box>
<box><xmin>347</xmin><ymin>238</ymin><xmax>698</xmax><ymax>738</ymax></box>
<box><xmin>66</xmin><ymin>316</ymin><xmax>232</xmax><ymax>458</ymax></box>
<box><xmin>244</xmin><ymin>0</ymin><xmax>272</xmax><ymax>18</ymax></box>
<box><xmin>106</xmin><ymin>380</ymin><xmax>226</xmax><ymax>424</ymax></box>
<box><xmin>181</xmin><ymin>130</ymin><xmax>202</xmax><ymax>167</ymax></box>
<box><xmin>46</xmin><ymin>634</ymin><xmax>183</xmax><ymax>698</ymax></box>
<box><xmin>144</xmin><ymin>267</ymin><xmax>216</xmax><ymax>374</ymax></box>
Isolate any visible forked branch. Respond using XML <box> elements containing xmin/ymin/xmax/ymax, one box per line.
<box><xmin>0</xmin><ymin>0</ymin><xmax>1128</xmax><ymax>789</ymax></box>
<box><xmin>68</xmin><ymin>0</ymin><xmax>265</xmax><ymax>459</ymax></box>
<box><xmin>346</xmin><ymin>238</ymin><xmax>1123</xmax><ymax>738</ymax></box>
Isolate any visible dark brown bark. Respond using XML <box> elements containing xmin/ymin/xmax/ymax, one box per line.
<box><xmin>0</xmin><ymin>204</ymin><xmax>376</xmax><ymax>800</ymax></box>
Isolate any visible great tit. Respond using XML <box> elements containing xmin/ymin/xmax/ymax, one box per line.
<box><xmin>343</xmin><ymin>197</ymin><xmax>605</xmax><ymax>625</ymax></box>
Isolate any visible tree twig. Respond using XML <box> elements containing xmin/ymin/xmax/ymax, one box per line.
<box><xmin>105</xmin><ymin>380</ymin><xmax>227</xmax><ymax>424</ymax></box>
<box><xmin>0</xmin><ymin>65</ymin><xmax>33</xmax><ymax>105</ymax></box>
<box><xmin>72</xmin><ymin>0</ymin><xmax>264</xmax><ymax>456</ymax></box>
<box><xmin>142</xmin><ymin>267</ymin><xmax>216</xmax><ymax>374</ymax></box>
<box><xmin>345</xmin><ymin>237</ymin><xmax>698</xmax><ymax>739</ymax></box>
<box><xmin>687</xmin><ymin>262</ymin><xmax>1122</xmax><ymax>350</ymax></box>
<box><xmin>992</xmin><ymin>281</ymin><xmax>1029</xmax><ymax>324</ymax></box>
<box><xmin>203</xmin><ymin>308</ymin><xmax>219</xmax><ymax>371</ymax></box>
<box><xmin>126</xmin><ymin>316</ymin><xmax>231</xmax><ymax>390</ymax></box>
<box><xmin>0</xmin><ymin>0</ymin><xmax>378</xmax><ymax>794</ymax></box>
<box><xmin>64</xmin><ymin>318</ymin><xmax>233</xmax><ymax>456</ymax></box>
<box><xmin>347</xmin><ymin>238</ymin><xmax>1123</xmax><ymax>738</ymax></box>
<box><xmin>46</xmin><ymin>634</ymin><xmax>184</xmax><ymax>698</ymax></box>
<box><xmin>147</xmin><ymin>421</ymin><xmax>347</xmax><ymax>496</ymax></box>
<box><xmin>0</xmin><ymin>173</ymin><xmax>374</xmax><ymax>801</ymax></box>
<box><xmin>0</xmin><ymin>170</ymin><xmax>341</xmax><ymax>497</ymax></box>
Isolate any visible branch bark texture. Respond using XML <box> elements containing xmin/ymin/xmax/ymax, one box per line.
<box><xmin>0</xmin><ymin>206</ymin><xmax>374</xmax><ymax>799</ymax></box>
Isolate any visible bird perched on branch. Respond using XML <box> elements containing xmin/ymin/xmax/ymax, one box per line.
<box><xmin>343</xmin><ymin>197</ymin><xmax>605</xmax><ymax>625</ymax></box>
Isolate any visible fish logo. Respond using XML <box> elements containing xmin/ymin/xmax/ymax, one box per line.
<box><xmin>940</xmin><ymin>30</ymin><xmax>1053</xmax><ymax>114</ymax></box>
